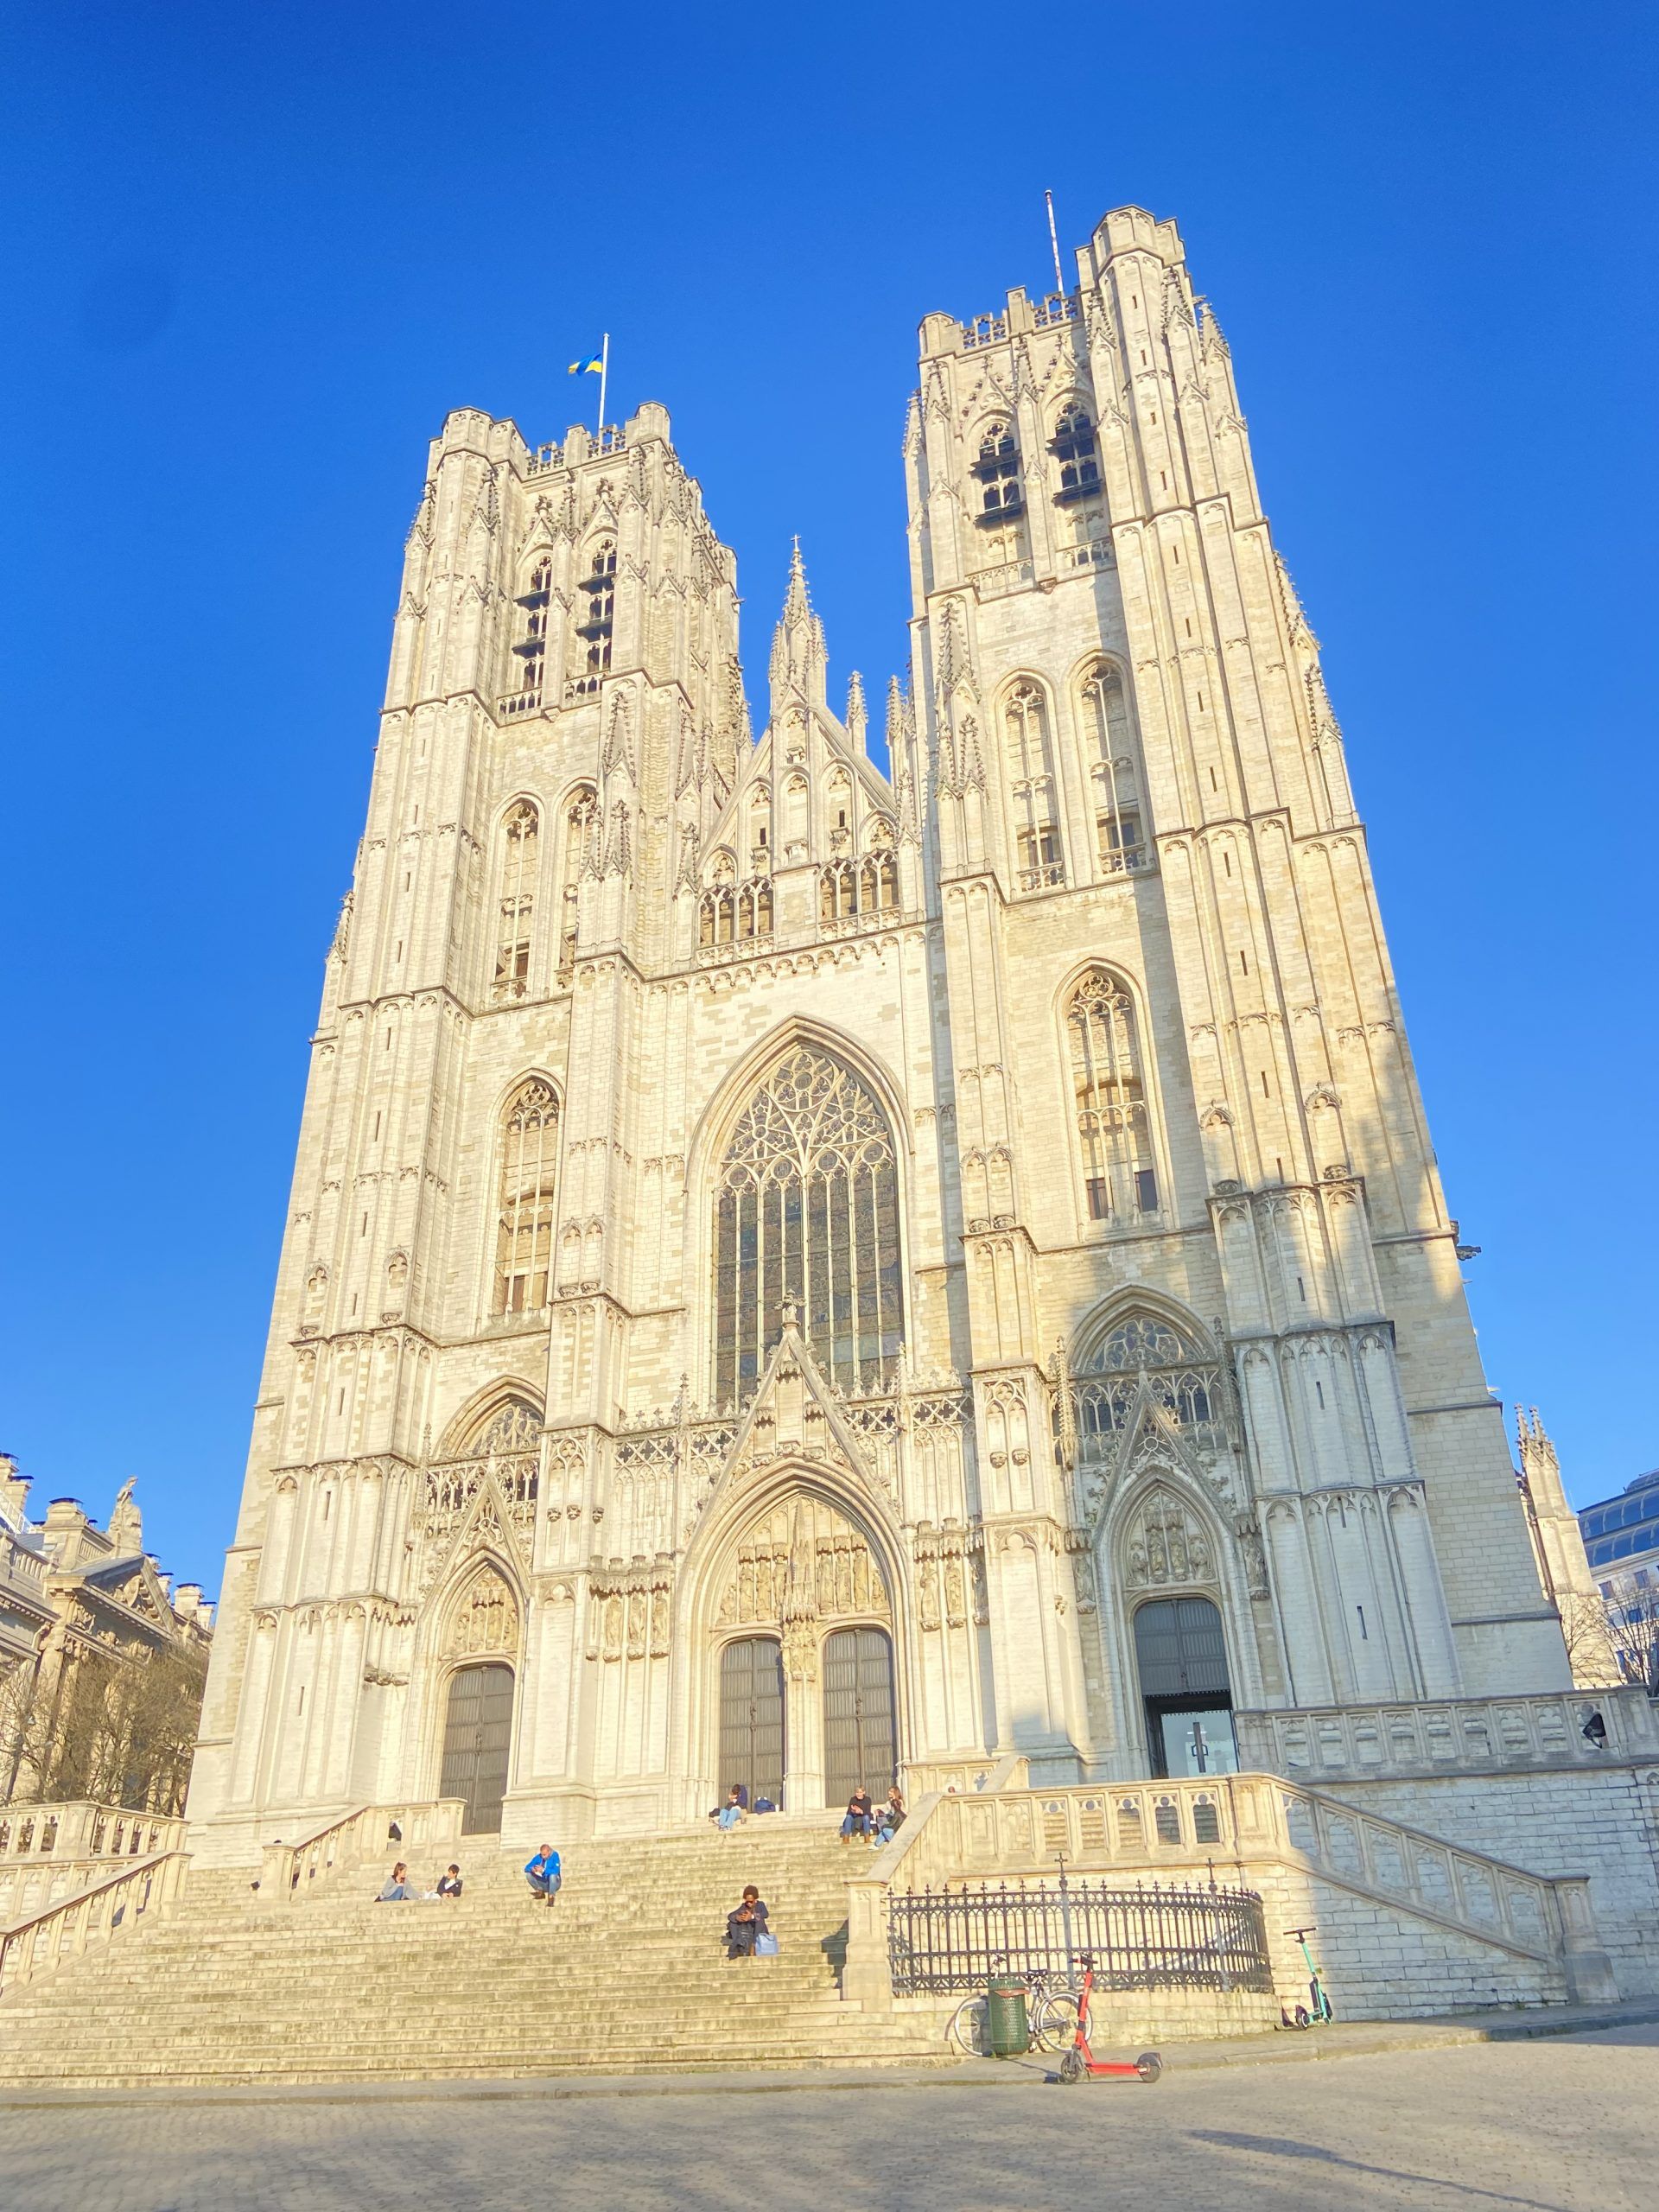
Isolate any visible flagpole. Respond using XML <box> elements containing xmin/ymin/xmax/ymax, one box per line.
<box><xmin>597</xmin><ymin>332</ymin><xmax>609</xmax><ymax>438</ymax></box>
<box><xmin>1045</xmin><ymin>190</ymin><xmax>1065</xmax><ymax>296</ymax></box>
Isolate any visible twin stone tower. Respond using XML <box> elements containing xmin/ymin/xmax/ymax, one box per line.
<box><xmin>185</xmin><ymin>206</ymin><xmax>1588</xmax><ymax>1860</ymax></box>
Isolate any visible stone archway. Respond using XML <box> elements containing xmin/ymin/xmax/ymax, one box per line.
<box><xmin>709</xmin><ymin>1491</ymin><xmax>895</xmax><ymax>1809</ymax></box>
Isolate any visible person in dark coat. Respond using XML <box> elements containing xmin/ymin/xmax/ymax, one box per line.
<box><xmin>725</xmin><ymin>1884</ymin><xmax>769</xmax><ymax>1959</ymax></box>
<box><xmin>840</xmin><ymin>1786</ymin><xmax>873</xmax><ymax>1842</ymax></box>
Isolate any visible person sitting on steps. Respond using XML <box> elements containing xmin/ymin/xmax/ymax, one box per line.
<box><xmin>872</xmin><ymin>1785</ymin><xmax>906</xmax><ymax>1845</ymax></box>
<box><xmin>715</xmin><ymin>1787</ymin><xmax>747</xmax><ymax>1833</ymax></box>
<box><xmin>524</xmin><ymin>1844</ymin><xmax>562</xmax><ymax>1903</ymax></box>
<box><xmin>840</xmin><ymin>1785</ymin><xmax>873</xmax><ymax>1843</ymax></box>
<box><xmin>725</xmin><ymin>1884</ymin><xmax>770</xmax><ymax>1959</ymax></box>
<box><xmin>434</xmin><ymin>1864</ymin><xmax>463</xmax><ymax>1899</ymax></box>
<box><xmin>375</xmin><ymin>1862</ymin><xmax>416</xmax><ymax>1901</ymax></box>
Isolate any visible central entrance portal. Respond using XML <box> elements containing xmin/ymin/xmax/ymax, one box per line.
<box><xmin>439</xmin><ymin>1661</ymin><xmax>515</xmax><ymax>1833</ymax></box>
<box><xmin>822</xmin><ymin>1625</ymin><xmax>896</xmax><ymax>1806</ymax></box>
<box><xmin>1133</xmin><ymin>1596</ymin><xmax>1237</xmax><ymax>1777</ymax></box>
<box><xmin>718</xmin><ymin>1637</ymin><xmax>786</xmax><ymax>1808</ymax></box>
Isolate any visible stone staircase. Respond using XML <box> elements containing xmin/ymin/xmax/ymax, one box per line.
<box><xmin>0</xmin><ymin>1816</ymin><xmax>944</xmax><ymax>2089</ymax></box>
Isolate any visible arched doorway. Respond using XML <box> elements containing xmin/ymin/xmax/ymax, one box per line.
<box><xmin>1133</xmin><ymin>1597</ymin><xmax>1236</xmax><ymax>1777</ymax></box>
<box><xmin>440</xmin><ymin>1661</ymin><xmax>515</xmax><ymax>1832</ymax></box>
<box><xmin>823</xmin><ymin>1625</ymin><xmax>896</xmax><ymax>1807</ymax></box>
<box><xmin>718</xmin><ymin>1637</ymin><xmax>786</xmax><ymax>1808</ymax></box>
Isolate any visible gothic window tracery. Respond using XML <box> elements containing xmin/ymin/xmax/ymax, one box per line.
<box><xmin>1076</xmin><ymin>1308</ymin><xmax>1218</xmax><ymax>1444</ymax></box>
<box><xmin>1065</xmin><ymin>970</ymin><xmax>1158</xmax><ymax>1221</ymax></box>
<box><xmin>712</xmin><ymin>1046</ymin><xmax>904</xmax><ymax>1406</ymax></box>
<box><xmin>494</xmin><ymin>1080</ymin><xmax>561</xmax><ymax>1315</ymax></box>
<box><xmin>512</xmin><ymin>557</ymin><xmax>551</xmax><ymax>697</ymax></box>
<box><xmin>1052</xmin><ymin>404</ymin><xmax>1101</xmax><ymax>499</ymax></box>
<box><xmin>974</xmin><ymin>422</ymin><xmax>1022</xmax><ymax>519</ymax></box>
<box><xmin>579</xmin><ymin>539</ymin><xmax>616</xmax><ymax>674</ymax></box>
<box><xmin>818</xmin><ymin>852</ymin><xmax>899</xmax><ymax>925</ymax></box>
<box><xmin>493</xmin><ymin>801</ymin><xmax>539</xmax><ymax>1002</ymax></box>
<box><xmin>1080</xmin><ymin>661</ymin><xmax>1147</xmax><ymax>874</ymax></box>
<box><xmin>1004</xmin><ymin>683</ymin><xmax>1064</xmax><ymax>887</ymax></box>
<box><xmin>559</xmin><ymin>786</ymin><xmax>597</xmax><ymax>978</ymax></box>
<box><xmin>700</xmin><ymin>878</ymin><xmax>774</xmax><ymax>947</ymax></box>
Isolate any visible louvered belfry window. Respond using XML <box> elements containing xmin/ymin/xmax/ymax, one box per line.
<box><xmin>712</xmin><ymin>1047</ymin><xmax>903</xmax><ymax>1406</ymax></box>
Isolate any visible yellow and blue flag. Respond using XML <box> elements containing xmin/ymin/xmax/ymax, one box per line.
<box><xmin>568</xmin><ymin>353</ymin><xmax>603</xmax><ymax>376</ymax></box>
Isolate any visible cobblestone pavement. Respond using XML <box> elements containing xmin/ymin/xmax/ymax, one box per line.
<box><xmin>1</xmin><ymin>2026</ymin><xmax>1649</xmax><ymax>2212</ymax></box>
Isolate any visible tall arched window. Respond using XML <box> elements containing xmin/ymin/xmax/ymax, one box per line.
<box><xmin>494</xmin><ymin>1081</ymin><xmax>561</xmax><ymax>1315</ymax></box>
<box><xmin>558</xmin><ymin>786</ymin><xmax>597</xmax><ymax>979</ymax></box>
<box><xmin>493</xmin><ymin>802</ymin><xmax>539</xmax><ymax>1002</ymax></box>
<box><xmin>579</xmin><ymin>540</ymin><xmax>616</xmax><ymax>674</ymax></box>
<box><xmin>1066</xmin><ymin>969</ymin><xmax>1158</xmax><ymax>1221</ymax></box>
<box><xmin>1052</xmin><ymin>405</ymin><xmax>1101</xmax><ymax>498</ymax></box>
<box><xmin>1004</xmin><ymin>683</ymin><xmax>1064</xmax><ymax>888</ymax></box>
<box><xmin>974</xmin><ymin>423</ymin><xmax>1021</xmax><ymax>518</ymax></box>
<box><xmin>1081</xmin><ymin>661</ymin><xmax>1147</xmax><ymax>874</ymax></box>
<box><xmin>712</xmin><ymin>1046</ymin><xmax>904</xmax><ymax>1406</ymax></box>
<box><xmin>512</xmin><ymin>558</ymin><xmax>551</xmax><ymax>697</ymax></box>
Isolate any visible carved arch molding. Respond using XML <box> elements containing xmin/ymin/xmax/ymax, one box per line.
<box><xmin>442</xmin><ymin>1560</ymin><xmax>520</xmax><ymax>1659</ymax></box>
<box><xmin>716</xmin><ymin>1495</ymin><xmax>891</xmax><ymax>1682</ymax></box>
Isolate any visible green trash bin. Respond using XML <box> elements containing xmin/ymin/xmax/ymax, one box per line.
<box><xmin>985</xmin><ymin>1978</ymin><xmax>1029</xmax><ymax>2057</ymax></box>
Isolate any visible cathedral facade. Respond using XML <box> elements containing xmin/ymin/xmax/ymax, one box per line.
<box><xmin>186</xmin><ymin>206</ymin><xmax>1575</xmax><ymax>1856</ymax></box>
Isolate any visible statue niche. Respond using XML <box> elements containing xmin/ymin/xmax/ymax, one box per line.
<box><xmin>442</xmin><ymin>1560</ymin><xmax>520</xmax><ymax>1659</ymax></box>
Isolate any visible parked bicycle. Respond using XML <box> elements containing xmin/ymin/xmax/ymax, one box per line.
<box><xmin>945</xmin><ymin>1963</ymin><xmax>1082</xmax><ymax>2056</ymax></box>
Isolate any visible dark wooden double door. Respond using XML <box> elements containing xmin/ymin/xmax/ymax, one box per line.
<box><xmin>718</xmin><ymin>1627</ymin><xmax>895</xmax><ymax>1811</ymax></box>
<box><xmin>440</xmin><ymin>1662</ymin><xmax>515</xmax><ymax>1833</ymax></box>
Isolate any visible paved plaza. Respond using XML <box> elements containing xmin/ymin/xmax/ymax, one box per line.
<box><xmin>1</xmin><ymin>2025</ymin><xmax>1649</xmax><ymax>2212</ymax></box>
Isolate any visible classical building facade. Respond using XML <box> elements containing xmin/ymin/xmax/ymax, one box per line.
<box><xmin>186</xmin><ymin>206</ymin><xmax>1588</xmax><ymax>1858</ymax></box>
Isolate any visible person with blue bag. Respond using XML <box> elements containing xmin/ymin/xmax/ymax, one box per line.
<box><xmin>725</xmin><ymin>1884</ymin><xmax>774</xmax><ymax>1958</ymax></box>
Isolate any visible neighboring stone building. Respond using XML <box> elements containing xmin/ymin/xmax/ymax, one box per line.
<box><xmin>0</xmin><ymin>1458</ymin><xmax>213</xmax><ymax>1807</ymax></box>
<box><xmin>185</xmin><ymin>204</ymin><xmax>1605</xmax><ymax>1863</ymax></box>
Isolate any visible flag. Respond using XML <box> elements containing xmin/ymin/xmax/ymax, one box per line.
<box><xmin>568</xmin><ymin>353</ymin><xmax>603</xmax><ymax>376</ymax></box>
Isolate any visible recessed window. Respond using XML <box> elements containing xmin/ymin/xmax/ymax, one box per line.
<box><xmin>1052</xmin><ymin>404</ymin><xmax>1100</xmax><ymax>499</ymax></box>
<box><xmin>1068</xmin><ymin>969</ymin><xmax>1158</xmax><ymax>1225</ymax></box>
<box><xmin>974</xmin><ymin>423</ymin><xmax>1021</xmax><ymax>518</ymax></box>
<box><xmin>493</xmin><ymin>801</ymin><xmax>539</xmax><ymax>1003</ymax></box>
<box><xmin>495</xmin><ymin>1079</ymin><xmax>561</xmax><ymax>1314</ymax></box>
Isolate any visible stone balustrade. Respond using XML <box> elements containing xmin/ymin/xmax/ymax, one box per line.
<box><xmin>842</xmin><ymin>1769</ymin><xmax>1618</xmax><ymax>2014</ymax></box>
<box><xmin>258</xmin><ymin>1800</ymin><xmax>465</xmax><ymax>1901</ymax></box>
<box><xmin>0</xmin><ymin>1802</ymin><xmax>186</xmax><ymax>1865</ymax></box>
<box><xmin>1234</xmin><ymin>1687</ymin><xmax>1659</xmax><ymax>1782</ymax></box>
<box><xmin>0</xmin><ymin>1850</ymin><xmax>188</xmax><ymax>1997</ymax></box>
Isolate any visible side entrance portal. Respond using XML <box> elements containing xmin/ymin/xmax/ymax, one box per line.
<box><xmin>718</xmin><ymin>1636</ymin><xmax>786</xmax><ymax>1809</ymax></box>
<box><xmin>1133</xmin><ymin>1596</ymin><xmax>1237</xmax><ymax>1778</ymax></box>
<box><xmin>440</xmin><ymin>1661</ymin><xmax>515</xmax><ymax>1833</ymax></box>
<box><xmin>823</xmin><ymin>1625</ymin><xmax>896</xmax><ymax>1806</ymax></box>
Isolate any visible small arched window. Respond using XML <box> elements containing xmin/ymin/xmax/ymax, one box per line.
<box><xmin>975</xmin><ymin>423</ymin><xmax>1022</xmax><ymax>519</ymax></box>
<box><xmin>558</xmin><ymin>786</ymin><xmax>597</xmax><ymax>979</ymax></box>
<box><xmin>493</xmin><ymin>801</ymin><xmax>539</xmax><ymax>1002</ymax></box>
<box><xmin>1065</xmin><ymin>969</ymin><xmax>1158</xmax><ymax>1221</ymax></box>
<box><xmin>512</xmin><ymin>558</ymin><xmax>552</xmax><ymax>698</ymax></box>
<box><xmin>1081</xmin><ymin>662</ymin><xmax>1147</xmax><ymax>874</ymax></box>
<box><xmin>1052</xmin><ymin>405</ymin><xmax>1101</xmax><ymax>498</ymax></box>
<box><xmin>1004</xmin><ymin>683</ymin><xmax>1064</xmax><ymax>888</ymax></box>
<box><xmin>1076</xmin><ymin>1308</ymin><xmax>1217</xmax><ymax>1442</ymax></box>
<box><xmin>712</xmin><ymin>1046</ymin><xmax>904</xmax><ymax>1405</ymax></box>
<box><xmin>494</xmin><ymin>1080</ymin><xmax>561</xmax><ymax>1315</ymax></box>
<box><xmin>580</xmin><ymin>540</ymin><xmax>616</xmax><ymax>674</ymax></box>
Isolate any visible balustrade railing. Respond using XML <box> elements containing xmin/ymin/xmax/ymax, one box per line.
<box><xmin>1034</xmin><ymin>293</ymin><xmax>1080</xmax><ymax>327</ymax></box>
<box><xmin>258</xmin><ymin>1800</ymin><xmax>464</xmax><ymax>1902</ymax></box>
<box><xmin>497</xmin><ymin>685</ymin><xmax>543</xmax><ymax>719</ymax></box>
<box><xmin>1017</xmin><ymin>863</ymin><xmax>1066</xmax><ymax>892</ymax></box>
<box><xmin>1234</xmin><ymin>1688</ymin><xmax>1659</xmax><ymax>1781</ymax></box>
<box><xmin>0</xmin><ymin>1802</ymin><xmax>184</xmax><ymax>1862</ymax></box>
<box><xmin>887</xmin><ymin>1874</ymin><xmax>1272</xmax><ymax>1996</ymax></box>
<box><xmin>0</xmin><ymin>1851</ymin><xmax>187</xmax><ymax>1997</ymax></box>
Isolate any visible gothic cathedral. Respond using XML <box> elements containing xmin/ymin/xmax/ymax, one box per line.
<box><xmin>187</xmin><ymin>207</ymin><xmax>1572</xmax><ymax>1855</ymax></box>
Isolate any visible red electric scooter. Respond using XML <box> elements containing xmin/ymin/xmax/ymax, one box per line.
<box><xmin>1057</xmin><ymin>1956</ymin><xmax>1163</xmax><ymax>2085</ymax></box>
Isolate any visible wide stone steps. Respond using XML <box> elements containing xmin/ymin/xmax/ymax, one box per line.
<box><xmin>0</xmin><ymin>1824</ymin><xmax>944</xmax><ymax>2088</ymax></box>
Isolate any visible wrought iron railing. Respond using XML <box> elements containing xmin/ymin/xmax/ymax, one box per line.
<box><xmin>886</xmin><ymin>1875</ymin><xmax>1272</xmax><ymax>1997</ymax></box>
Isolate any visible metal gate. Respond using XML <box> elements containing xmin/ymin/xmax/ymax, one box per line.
<box><xmin>439</xmin><ymin>1661</ymin><xmax>515</xmax><ymax>1833</ymax></box>
<box><xmin>822</xmin><ymin>1625</ymin><xmax>895</xmax><ymax>1808</ymax></box>
<box><xmin>717</xmin><ymin>1637</ymin><xmax>785</xmax><ymax>1808</ymax></box>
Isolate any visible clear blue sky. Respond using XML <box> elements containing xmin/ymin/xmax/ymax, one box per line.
<box><xmin>3</xmin><ymin>3</ymin><xmax>1656</xmax><ymax>1594</ymax></box>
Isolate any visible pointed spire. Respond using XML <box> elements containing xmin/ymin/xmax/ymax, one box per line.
<box><xmin>769</xmin><ymin>538</ymin><xmax>829</xmax><ymax>721</ymax></box>
<box><xmin>846</xmin><ymin>671</ymin><xmax>868</xmax><ymax>756</ymax></box>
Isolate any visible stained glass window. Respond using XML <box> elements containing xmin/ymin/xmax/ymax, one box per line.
<box><xmin>713</xmin><ymin>1047</ymin><xmax>904</xmax><ymax>1405</ymax></box>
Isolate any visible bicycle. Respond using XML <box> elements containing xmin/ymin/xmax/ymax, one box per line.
<box><xmin>1279</xmin><ymin>1924</ymin><xmax>1335</xmax><ymax>2029</ymax></box>
<box><xmin>944</xmin><ymin>1966</ymin><xmax>1081</xmax><ymax>2056</ymax></box>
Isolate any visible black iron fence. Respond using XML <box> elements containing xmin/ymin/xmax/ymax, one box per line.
<box><xmin>887</xmin><ymin>1876</ymin><xmax>1273</xmax><ymax>1997</ymax></box>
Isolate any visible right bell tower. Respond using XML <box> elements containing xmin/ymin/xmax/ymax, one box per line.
<box><xmin>902</xmin><ymin>203</ymin><xmax>1571</xmax><ymax>1704</ymax></box>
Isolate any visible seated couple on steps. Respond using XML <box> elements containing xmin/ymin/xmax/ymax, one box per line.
<box><xmin>840</xmin><ymin>1785</ymin><xmax>906</xmax><ymax>1847</ymax></box>
<box><xmin>375</xmin><ymin>1861</ymin><xmax>463</xmax><ymax>1902</ymax></box>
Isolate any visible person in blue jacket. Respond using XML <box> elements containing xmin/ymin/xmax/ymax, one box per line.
<box><xmin>524</xmin><ymin>1844</ymin><xmax>562</xmax><ymax>1903</ymax></box>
